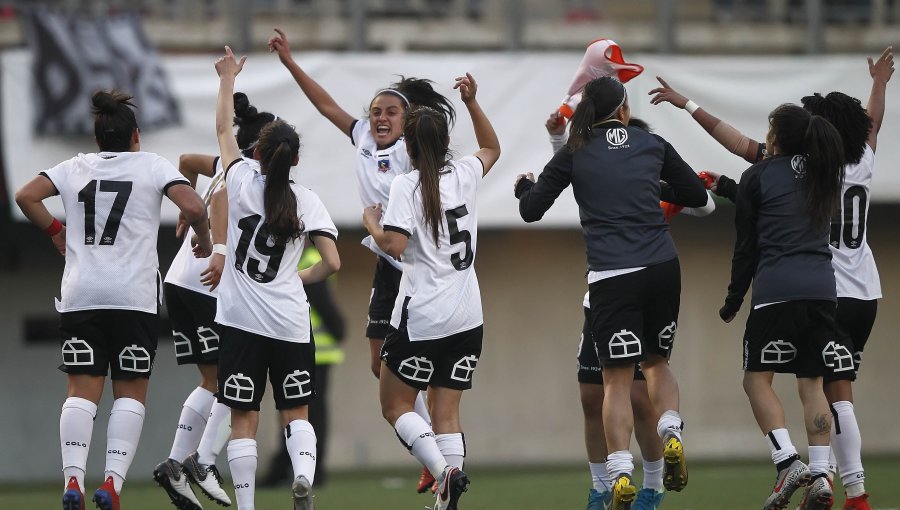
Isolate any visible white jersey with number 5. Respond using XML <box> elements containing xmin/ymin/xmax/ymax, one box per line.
<box><xmin>214</xmin><ymin>158</ymin><xmax>338</xmax><ymax>343</ymax></box>
<box><xmin>831</xmin><ymin>144</ymin><xmax>881</xmax><ymax>300</ymax></box>
<box><xmin>41</xmin><ymin>151</ymin><xmax>188</xmax><ymax>313</ymax></box>
<box><xmin>383</xmin><ymin>155</ymin><xmax>484</xmax><ymax>341</ymax></box>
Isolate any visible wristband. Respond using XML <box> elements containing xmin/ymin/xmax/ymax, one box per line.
<box><xmin>212</xmin><ymin>243</ymin><xmax>227</xmax><ymax>256</ymax></box>
<box><xmin>45</xmin><ymin>218</ymin><xmax>63</xmax><ymax>236</ymax></box>
<box><xmin>685</xmin><ymin>100</ymin><xmax>700</xmax><ymax>115</ymax></box>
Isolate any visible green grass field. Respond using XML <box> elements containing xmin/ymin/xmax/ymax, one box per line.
<box><xmin>3</xmin><ymin>459</ymin><xmax>899</xmax><ymax>509</ymax></box>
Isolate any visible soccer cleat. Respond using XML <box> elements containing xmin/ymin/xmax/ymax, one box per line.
<box><xmin>632</xmin><ymin>487</ymin><xmax>665</xmax><ymax>510</ymax></box>
<box><xmin>841</xmin><ymin>493</ymin><xmax>871</xmax><ymax>510</ymax></box>
<box><xmin>763</xmin><ymin>457</ymin><xmax>812</xmax><ymax>510</ymax></box>
<box><xmin>796</xmin><ymin>475</ymin><xmax>834</xmax><ymax>510</ymax></box>
<box><xmin>182</xmin><ymin>452</ymin><xmax>232</xmax><ymax>507</ymax></box>
<box><xmin>91</xmin><ymin>476</ymin><xmax>119</xmax><ymax>510</ymax></box>
<box><xmin>63</xmin><ymin>476</ymin><xmax>85</xmax><ymax>510</ymax></box>
<box><xmin>662</xmin><ymin>430</ymin><xmax>688</xmax><ymax>492</ymax></box>
<box><xmin>154</xmin><ymin>458</ymin><xmax>203</xmax><ymax>510</ymax></box>
<box><xmin>586</xmin><ymin>488</ymin><xmax>611</xmax><ymax>510</ymax></box>
<box><xmin>610</xmin><ymin>474</ymin><xmax>637</xmax><ymax>510</ymax></box>
<box><xmin>432</xmin><ymin>466</ymin><xmax>470</xmax><ymax>510</ymax></box>
<box><xmin>291</xmin><ymin>475</ymin><xmax>314</xmax><ymax>510</ymax></box>
<box><xmin>417</xmin><ymin>466</ymin><xmax>436</xmax><ymax>494</ymax></box>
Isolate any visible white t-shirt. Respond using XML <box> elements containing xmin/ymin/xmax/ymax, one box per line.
<box><xmin>165</xmin><ymin>157</ymin><xmax>261</xmax><ymax>296</ymax></box>
<box><xmin>214</xmin><ymin>159</ymin><xmax>338</xmax><ymax>343</ymax></box>
<box><xmin>383</xmin><ymin>156</ymin><xmax>484</xmax><ymax>341</ymax></box>
<box><xmin>42</xmin><ymin>151</ymin><xmax>188</xmax><ymax>313</ymax></box>
<box><xmin>350</xmin><ymin>119</ymin><xmax>412</xmax><ymax>208</ymax></box>
<box><xmin>831</xmin><ymin>144</ymin><xmax>881</xmax><ymax>300</ymax></box>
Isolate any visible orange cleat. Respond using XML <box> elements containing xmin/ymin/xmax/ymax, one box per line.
<box><xmin>842</xmin><ymin>493</ymin><xmax>872</xmax><ymax>510</ymax></box>
<box><xmin>62</xmin><ymin>476</ymin><xmax>85</xmax><ymax>510</ymax></box>
<box><xmin>92</xmin><ymin>476</ymin><xmax>120</xmax><ymax>510</ymax></box>
<box><xmin>417</xmin><ymin>466</ymin><xmax>436</xmax><ymax>494</ymax></box>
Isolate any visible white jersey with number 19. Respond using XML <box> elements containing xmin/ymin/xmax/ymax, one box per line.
<box><xmin>214</xmin><ymin>159</ymin><xmax>338</xmax><ymax>343</ymax></box>
<box><xmin>41</xmin><ymin>151</ymin><xmax>188</xmax><ymax>313</ymax></box>
<box><xmin>383</xmin><ymin>155</ymin><xmax>484</xmax><ymax>341</ymax></box>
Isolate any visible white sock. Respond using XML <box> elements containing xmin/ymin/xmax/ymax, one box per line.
<box><xmin>60</xmin><ymin>397</ymin><xmax>97</xmax><ymax>491</ymax></box>
<box><xmin>285</xmin><ymin>420</ymin><xmax>317</xmax><ymax>485</ymax></box>
<box><xmin>435</xmin><ymin>433</ymin><xmax>465</xmax><ymax>469</ymax></box>
<box><xmin>394</xmin><ymin>411</ymin><xmax>447</xmax><ymax>478</ymax></box>
<box><xmin>414</xmin><ymin>392</ymin><xmax>432</xmax><ymax>426</ymax></box>
<box><xmin>766</xmin><ymin>428</ymin><xmax>798</xmax><ymax>466</ymax></box>
<box><xmin>831</xmin><ymin>401</ymin><xmax>865</xmax><ymax>491</ymax></box>
<box><xmin>197</xmin><ymin>402</ymin><xmax>231</xmax><ymax>466</ymax></box>
<box><xmin>808</xmin><ymin>445</ymin><xmax>831</xmax><ymax>476</ymax></box>
<box><xmin>589</xmin><ymin>462</ymin><xmax>612</xmax><ymax>492</ymax></box>
<box><xmin>656</xmin><ymin>410</ymin><xmax>684</xmax><ymax>441</ymax></box>
<box><xmin>227</xmin><ymin>438</ymin><xmax>257</xmax><ymax>510</ymax></box>
<box><xmin>169</xmin><ymin>387</ymin><xmax>214</xmax><ymax>462</ymax></box>
<box><xmin>642</xmin><ymin>458</ymin><xmax>664</xmax><ymax>491</ymax></box>
<box><xmin>105</xmin><ymin>398</ymin><xmax>145</xmax><ymax>493</ymax></box>
<box><xmin>605</xmin><ymin>451</ymin><xmax>634</xmax><ymax>479</ymax></box>
<box><xmin>827</xmin><ymin>445</ymin><xmax>837</xmax><ymax>478</ymax></box>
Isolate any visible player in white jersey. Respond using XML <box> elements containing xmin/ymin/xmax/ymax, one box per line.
<box><xmin>650</xmin><ymin>47</ymin><xmax>893</xmax><ymax>510</ymax></box>
<box><xmin>14</xmin><ymin>90</ymin><xmax>212</xmax><ymax>510</ymax></box>
<box><xmin>153</xmin><ymin>92</ymin><xmax>274</xmax><ymax>510</ymax></box>
<box><xmin>363</xmin><ymin>72</ymin><xmax>500</xmax><ymax>510</ymax></box>
<box><xmin>214</xmin><ymin>47</ymin><xmax>340</xmax><ymax>510</ymax></box>
<box><xmin>269</xmin><ymin>27</ymin><xmax>456</xmax><ymax>492</ymax></box>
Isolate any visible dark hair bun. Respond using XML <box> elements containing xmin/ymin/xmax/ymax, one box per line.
<box><xmin>91</xmin><ymin>90</ymin><xmax>134</xmax><ymax>115</ymax></box>
<box><xmin>233</xmin><ymin>92</ymin><xmax>260</xmax><ymax>126</ymax></box>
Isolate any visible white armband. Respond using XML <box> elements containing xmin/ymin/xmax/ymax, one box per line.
<box><xmin>212</xmin><ymin>243</ymin><xmax>227</xmax><ymax>256</ymax></box>
<box><xmin>685</xmin><ymin>100</ymin><xmax>700</xmax><ymax>115</ymax></box>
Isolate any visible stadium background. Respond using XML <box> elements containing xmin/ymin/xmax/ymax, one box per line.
<box><xmin>0</xmin><ymin>0</ymin><xmax>898</xmax><ymax>499</ymax></box>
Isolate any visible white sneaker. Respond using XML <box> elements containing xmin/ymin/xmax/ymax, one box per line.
<box><xmin>291</xmin><ymin>475</ymin><xmax>314</xmax><ymax>510</ymax></box>
<box><xmin>182</xmin><ymin>452</ymin><xmax>232</xmax><ymax>507</ymax></box>
<box><xmin>763</xmin><ymin>457</ymin><xmax>812</xmax><ymax>510</ymax></box>
<box><xmin>153</xmin><ymin>458</ymin><xmax>203</xmax><ymax>510</ymax></box>
<box><xmin>432</xmin><ymin>466</ymin><xmax>469</xmax><ymax>510</ymax></box>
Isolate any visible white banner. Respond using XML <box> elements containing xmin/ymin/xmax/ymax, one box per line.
<box><xmin>4</xmin><ymin>49</ymin><xmax>897</xmax><ymax>226</ymax></box>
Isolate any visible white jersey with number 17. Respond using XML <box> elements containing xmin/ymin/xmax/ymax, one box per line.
<box><xmin>383</xmin><ymin>155</ymin><xmax>484</xmax><ymax>341</ymax></box>
<box><xmin>41</xmin><ymin>151</ymin><xmax>188</xmax><ymax>313</ymax></box>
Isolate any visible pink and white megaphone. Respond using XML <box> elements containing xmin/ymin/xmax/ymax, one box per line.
<box><xmin>558</xmin><ymin>39</ymin><xmax>644</xmax><ymax>120</ymax></box>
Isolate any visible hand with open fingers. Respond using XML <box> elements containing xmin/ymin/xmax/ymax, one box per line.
<box><xmin>268</xmin><ymin>27</ymin><xmax>293</xmax><ymax>63</ymax></box>
<box><xmin>869</xmin><ymin>46</ymin><xmax>894</xmax><ymax>84</ymax></box>
<box><xmin>51</xmin><ymin>226</ymin><xmax>66</xmax><ymax>256</ymax></box>
<box><xmin>215</xmin><ymin>45</ymin><xmax>246</xmax><ymax>78</ymax></box>
<box><xmin>201</xmin><ymin>253</ymin><xmax>225</xmax><ymax>291</ymax></box>
<box><xmin>363</xmin><ymin>203</ymin><xmax>383</xmax><ymax>230</ymax></box>
<box><xmin>453</xmin><ymin>73</ymin><xmax>478</xmax><ymax>104</ymax></box>
<box><xmin>545</xmin><ymin>112</ymin><xmax>565</xmax><ymax>136</ymax></box>
<box><xmin>648</xmin><ymin>76</ymin><xmax>689</xmax><ymax>109</ymax></box>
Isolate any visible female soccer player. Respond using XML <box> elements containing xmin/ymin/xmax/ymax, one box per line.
<box><xmin>153</xmin><ymin>92</ymin><xmax>277</xmax><ymax>510</ymax></box>
<box><xmin>15</xmin><ymin>90</ymin><xmax>212</xmax><ymax>510</ymax></box>
<box><xmin>516</xmin><ymin>76</ymin><xmax>708</xmax><ymax>510</ymax></box>
<box><xmin>718</xmin><ymin>104</ymin><xmax>844</xmax><ymax>510</ymax></box>
<box><xmin>213</xmin><ymin>46</ymin><xmax>340</xmax><ymax>510</ymax></box>
<box><xmin>650</xmin><ymin>47</ymin><xmax>892</xmax><ymax>510</ymax></box>
<box><xmin>363</xmin><ymin>72</ymin><xmax>500</xmax><ymax>510</ymax></box>
<box><xmin>269</xmin><ymin>27</ymin><xmax>455</xmax><ymax>491</ymax></box>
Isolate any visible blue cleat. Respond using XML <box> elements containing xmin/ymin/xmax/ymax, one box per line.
<box><xmin>586</xmin><ymin>488</ymin><xmax>612</xmax><ymax>510</ymax></box>
<box><xmin>632</xmin><ymin>487</ymin><xmax>665</xmax><ymax>510</ymax></box>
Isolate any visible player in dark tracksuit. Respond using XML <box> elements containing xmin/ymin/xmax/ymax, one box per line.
<box><xmin>515</xmin><ymin>76</ymin><xmax>707</xmax><ymax>509</ymax></box>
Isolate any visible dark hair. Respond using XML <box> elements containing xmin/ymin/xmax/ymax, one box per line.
<box><xmin>566</xmin><ymin>77</ymin><xmax>627</xmax><ymax>151</ymax></box>
<box><xmin>404</xmin><ymin>107</ymin><xmax>451</xmax><ymax>248</ymax></box>
<box><xmin>371</xmin><ymin>76</ymin><xmax>456</xmax><ymax>127</ymax></box>
<box><xmin>234</xmin><ymin>92</ymin><xmax>277</xmax><ymax>158</ymax></box>
<box><xmin>769</xmin><ymin>104</ymin><xmax>845</xmax><ymax>231</ymax></box>
<box><xmin>257</xmin><ymin>120</ymin><xmax>304</xmax><ymax>245</ymax></box>
<box><xmin>628</xmin><ymin>117</ymin><xmax>652</xmax><ymax>133</ymax></box>
<box><xmin>92</xmin><ymin>90</ymin><xmax>138</xmax><ymax>152</ymax></box>
<box><xmin>801</xmin><ymin>92</ymin><xmax>871</xmax><ymax>166</ymax></box>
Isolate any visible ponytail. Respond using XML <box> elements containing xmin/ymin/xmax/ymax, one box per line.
<box><xmin>566</xmin><ymin>77</ymin><xmax>627</xmax><ymax>152</ymax></box>
<box><xmin>91</xmin><ymin>90</ymin><xmax>138</xmax><ymax>152</ymax></box>
<box><xmin>233</xmin><ymin>92</ymin><xmax>277</xmax><ymax>158</ymax></box>
<box><xmin>257</xmin><ymin>120</ymin><xmax>304</xmax><ymax>244</ymax></box>
<box><xmin>404</xmin><ymin>107</ymin><xmax>451</xmax><ymax>248</ymax></box>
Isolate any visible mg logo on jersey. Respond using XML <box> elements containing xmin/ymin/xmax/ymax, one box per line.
<box><xmin>791</xmin><ymin>155</ymin><xmax>807</xmax><ymax>179</ymax></box>
<box><xmin>62</xmin><ymin>338</ymin><xmax>93</xmax><ymax>366</ymax></box>
<box><xmin>224</xmin><ymin>373</ymin><xmax>255</xmax><ymax>403</ymax></box>
<box><xmin>198</xmin><ymin>326</ymin><xmax>220</xmax><ymax>353</ymax></box>
<box><xmin>173</xmin><ymin>331</ymin><xmax>193</xmax><ymax>359</ymax></box>
<box><xmin>761</xmin><ymin>340</ymin><xmax>797</xmax><ymax>364</ymax></box>
<box><xmin>658</xmin><ymin>322</ymin><xmax>677</xmax><ymax>350</ymax></box>
<box><xmin>609</xmin><ymin>329</ymin><xmax>642</xmax><ymax>358</ymax></box>
<box><xmin>450</xmin><ymin>355</ymin><xmax>479</xmax><ymax>382</ymax></box>
<box><xmin>398</xmin><ymin>356</ymin><xmax>434</xmax><ymax>383</ymax></box>
<box><xmin>822</xmin><ymin>341</ymin><xmax>854</xmax><ymax>372</ymax></box>
<box><xmin>283</xmin><ymin>370</ymin><xmax>313</xmax><ymax>399</ymax></box>
<box><xmin>606</xmin><ymin>127</ymin><xmax>629</xmax><ymax>146</ymax></box>
<box><xmin>119</xmin><ymin>345</ymin><xmax>151</xmax><ymax>372</ymax></box>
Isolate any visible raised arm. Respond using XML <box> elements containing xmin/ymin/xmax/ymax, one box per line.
<box><xmin>454</xmin><ymin>72</ymin><xmax>500</xmax><ymax>175</ymax></box>
<box><xmin>866</xmin><ymin>46</ymin><xmax>894</xmax><ymax>152</ymax></box>
<box><xmin>269</xmin><ymin>28</ymin><xmax>355</xmax><ymax>137</ymax></box>
<box><xmin>545</xmin><ymin>111</ymin><xmax>568</xmax><ymax>154</ymax></box>
<box><xmin>214</xmin><ymin>46</ymin><xmax>245</xmax><ymax>170</ymax></box>
<box><xmin>649</xmin><ymin>76</ymin><xmax>763</xmax><ymax>164</ymax></box>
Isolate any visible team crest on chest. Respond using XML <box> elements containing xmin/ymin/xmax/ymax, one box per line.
<box><xmin>377</xmin><ymin>159</ymin><xmax>391</xmax><ymax>173</ymax></box>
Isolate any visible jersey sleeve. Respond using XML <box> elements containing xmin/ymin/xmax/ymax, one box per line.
<box><xmin>224</xmin><ymin>158</ymin><xmax>252</xmax><ymax>194</ymax></box>
<box><xmin>658</xmin><ymin>137</ymin><xmax>708</xmax><ymax>208</ymax></box>
<box><xmin>301</xmin><ymin>189</ymin><xmax>338</xmax><ymax>241</ymax></box>
<box><xmin>153</xmin><ymin>155</ymin><xmax>190</xmax><ymax>195</ymax></box>
<box><xmin>40</xmin><ymin>158</ymin><xmax>73</xmax><ymax>195</ymax></box>
<box><xmin>382</xmin><ymin>176</ymin><xmax>416</xmax><ymax>238</ymax></box>
<box><xmin>724</xmin><ymin>164</ymin><xmax>762</xmax><ymax>314</ymax></box>
<box><xmin>350</xmin><ymin>119</ymin><xmax>368</xmax><ymax>147</ymax></box>
<box><xmin>515</xmin><ymin>147</ymin><xmax>574</xmax><ymax>222</ymax></box>
<box><xmin>456</xmin><ymin>155</ymin><xmax>484</xmax><ymax>184</ymax></box>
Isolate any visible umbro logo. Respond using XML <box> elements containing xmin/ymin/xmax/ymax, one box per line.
<box><xmin>360</xmin><ymin>148</ymin><xmax>373</xmax><ymax>158</ymax></box>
